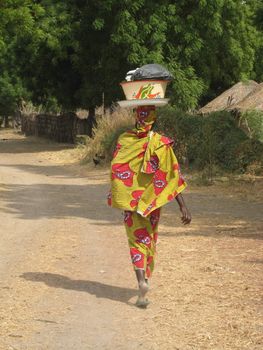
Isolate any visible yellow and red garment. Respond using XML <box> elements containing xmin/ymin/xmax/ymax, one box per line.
<box><xmin>108</xmin><ymin>108</ymin><xmax>187</xmax><ymax>217</ymax></box>
<box><xmin>124</xmin><ymin>208</ymin><xmax>161</xmax><ymax>278</ymax></box>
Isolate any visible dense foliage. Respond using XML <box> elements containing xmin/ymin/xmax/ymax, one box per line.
<box><xmin>0</xmin><ymin>0</ymin><xmax>263</xmax><ymax>116</ymax></box>
<box><xmin>91</xmin><ymin>107</ymin><xmax>263</xmax><ymax>175</ymax></box>
<box><xmin>105</xmin><ymin>106</ymin><xmax>263</xmax><ymax>177</ymax></box>
<box><xmin>156</xmin><ymin>106</ymin><xmax>263</xmax><ymax>174</ymax></box>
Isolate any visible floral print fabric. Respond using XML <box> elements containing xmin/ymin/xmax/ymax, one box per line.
<box><xmin>124</xmin><ymin>208</ymin><xmax>161</xmax><ymax>278</ymax></box>
<box><xmin>108</xmin><ymin>125</ymin><xmax>187</xmax><ymax>217</ymax></box>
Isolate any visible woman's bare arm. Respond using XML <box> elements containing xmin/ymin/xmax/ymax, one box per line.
<box><xmin>175</xmin><ymin>193</ymin><xmax>191</xmax><ymax>225</ymax></box>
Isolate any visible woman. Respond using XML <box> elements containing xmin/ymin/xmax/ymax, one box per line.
<box><xmin>108</xmin><ymin>105</ymin><xmax>191</xmax><ymax>307</ymax></box>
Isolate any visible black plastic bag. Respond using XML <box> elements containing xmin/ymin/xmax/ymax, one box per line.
<box><xmin>131</xmin><ymin>64</ymin><xmax>173</xmax><ymax>81</ymax></box>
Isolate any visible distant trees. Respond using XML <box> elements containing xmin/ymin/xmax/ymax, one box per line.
<box><xmin>176</xmin><ymin>0</ymin><xmax>259</xmax><ymax>104</ymax></box>
<box><xmin>0</xmin><ymin>1</ymin><xmax>29</xmax><ymax>118</ymax></box>
<box><xmin>0</xmin><ymin>0</ymin><xmax>74</xmax><ymax>116</ymax></box>
<box><xmin>0</xmin><ymin>0</ymin><xmax>262</xmax><ymax>121</ymax></box>
<box><xmin>253</xmin><ymin>0</ymin><xmax>263</xmax><ymax>82</ymax></box>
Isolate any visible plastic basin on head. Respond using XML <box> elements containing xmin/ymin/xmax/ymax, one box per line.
<box><xmin>120</xmin><ymin>80</ymin><xmax>170</xmax><ymax>100</ymax></box>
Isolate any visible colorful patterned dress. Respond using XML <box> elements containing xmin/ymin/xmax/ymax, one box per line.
<box><xmin>108</xmin><ymin>108</ymin><xmax>186</xmax><ymax>278</ymax></box>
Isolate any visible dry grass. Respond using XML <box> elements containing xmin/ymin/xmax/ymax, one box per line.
<box><xmin>83</xmin><ymin>106</ymin><xmax>134</xmax><ymax>162</ymax></box>
<box><xmin>20</xmin><ymin>101</ymin><xmax>45</xmax><ymax>116</ymax></box>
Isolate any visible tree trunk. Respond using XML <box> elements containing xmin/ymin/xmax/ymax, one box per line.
<box><xmin>4</xmin><ymin>116</ymin><xmax>9</xmax><ymax>128</ymax></box>
<box><xmin>87</xmin><ymin>106</ymin><xmax>97</xmax><ymax>137</ymax></box>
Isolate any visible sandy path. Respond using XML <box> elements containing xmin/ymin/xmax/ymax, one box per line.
<box><xmin>0</xmin><ymin>130</ymin><xmax>262</xmax><ymax>350</ymax></box>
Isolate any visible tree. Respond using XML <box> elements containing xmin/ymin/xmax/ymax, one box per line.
<box><xmin>69</xmin><ymin>0</ymin><xmax>204</xmax><ymax>110</ymax></box>
<box><xmin>0</xmin><ymin>0</ymin><xmax>261</xmax><ymax>118</ymax></box>
<box><xmin>70</xmin><ymin>0</ymin><xmax>259</xmax><ymax>110</ymax></box>
<box><xmin>0</xmin><ymin>0</ymin><xmax>77</xmax><ymax>116</ymax></box>
<box><xmin>163</xmin><ymin>0</ymin><xmax>259</xmax><ymax>105</ymax></box>
<box><xmin>0</xmin><ymin>1</ymin><xmax>31</xmax><ymax>118</ymax></box>
<box><xmin>11</xmin><ymin>0</ymin><xmax>77</xmax><ymax>111</ymax></box>
<box><xmin>252</xmin><ymin>0</ymin><xmax>263</xmax><ymax>82</ymax></box>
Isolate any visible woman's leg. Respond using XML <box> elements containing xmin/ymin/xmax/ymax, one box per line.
<box><xmin>124</xmin><ymin>211</ymin><xmax>150</xmax><ymax>276</ymax></box>
<box><xmin>146</xmin><ymin>208</ymin><xmax>161</xmax><ymax>279</ymax></box>
<box><xmin>123</xmin><ymin>209</ymin><xmax>161</xmax><ymax>307</ymax></box>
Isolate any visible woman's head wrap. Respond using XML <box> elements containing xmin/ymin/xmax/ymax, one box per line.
<box><xmin>135</xmin><ymin>106</ymin><xmax>156</xmax><ymax>133</ymax></box>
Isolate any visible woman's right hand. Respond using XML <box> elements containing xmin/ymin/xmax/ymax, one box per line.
<box><xmin>180</xmin><ymin>205</ymin><xmax>191</xmax><ymax>225</ymax></box>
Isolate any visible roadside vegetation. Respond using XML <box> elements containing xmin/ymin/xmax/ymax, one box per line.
<box><xmin>83</xmin><ymin>107</ymin><xmax>134</xmax><ymax>163</ymax></box>
<box><xmin>86</xmin><ymin>107</ymin><xmax>263</xmax><ymax>180</ymax></box>
<box><xmin>1</xmin><ymin>1</ymin><xmax>263</xmax><ymax>181</ymax></box>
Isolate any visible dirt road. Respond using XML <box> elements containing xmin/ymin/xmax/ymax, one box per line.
<box><xmin>0</xmin><ymin>130</ymin><xmax>262</xmax><ymax>350</ymax></box>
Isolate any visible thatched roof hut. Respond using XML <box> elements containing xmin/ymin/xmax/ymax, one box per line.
<box><xmin>199</xmin><ymin>81</ymin><xmax>259</xmax><ymax>114</ymax></box>
<box><xmin>228</xmin><ymin>83</ymin><xmax>263</xmax><ymax>112</ymax></box>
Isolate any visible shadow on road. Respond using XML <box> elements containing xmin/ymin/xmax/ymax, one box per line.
<box><xmin>0</xmin><ymin>134</ymin><xmax>74</xmax><ymax>154</ymax></box>
<box><xmin>4</xmin><ymin>163</ymin><xmax>109</xmax><ymax>179</ymax></box>
<box><xmin>1</xmin><ymin>180</ymin><xmax>262</xmax><ymax>239</ymax></box>
<box><xmin>20</xmin><ymin>272</ymin><xmax>137</xmax><ymax>305</ymax></box>
<box><xmin>1</xmin><ymin>180</ymin><xmax>263</xmax><ymax>239</ymax></box>
<box><xmin>1</xmin><ymin>159</ymin><xmax>262</xmax><ymax>239</ymax></box>
<box><xmin>0</xmin><ymin>182</ymin><xmax>121</xmax><ymax>224</ymax></box>
<box><xmin>0</xmin><ymin>163</ymin><xmax>89</xmax><ymax>179</ymax></box>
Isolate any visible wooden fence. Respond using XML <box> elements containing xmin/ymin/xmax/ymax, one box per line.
<box><xmin>21</xmin><ymin>112</ymin><xmax>91</xmax><ymax>143</ymax></box>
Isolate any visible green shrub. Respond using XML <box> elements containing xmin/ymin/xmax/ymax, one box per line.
<box><xmin>155</xmin><ymin>106</ymin><xmax>263</xmax><ymax>174</ymax></box>
<box><xmin>240</xmin><ymin>110</ymin><xmax>263</xmax><ymax>143</ymax></box>
<box><xmin>87</xmin><ymin>105</ymin><xmax>263</xmax><ymax>175</ymax></box>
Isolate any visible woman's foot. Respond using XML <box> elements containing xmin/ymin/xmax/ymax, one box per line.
<box><xmin>135</xmin><ymin>270</ymin><xmax>150</xmax><ymax>308</ymax></box>
<box><xmin>136</xmin><ymin>281</ymin><xmax>150</xmax><ymax>308</ymax></box>
<box><xmin>136</xmin><ymin>297</ymin><xmax>150</xmax><ymax>308</ymax></box>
